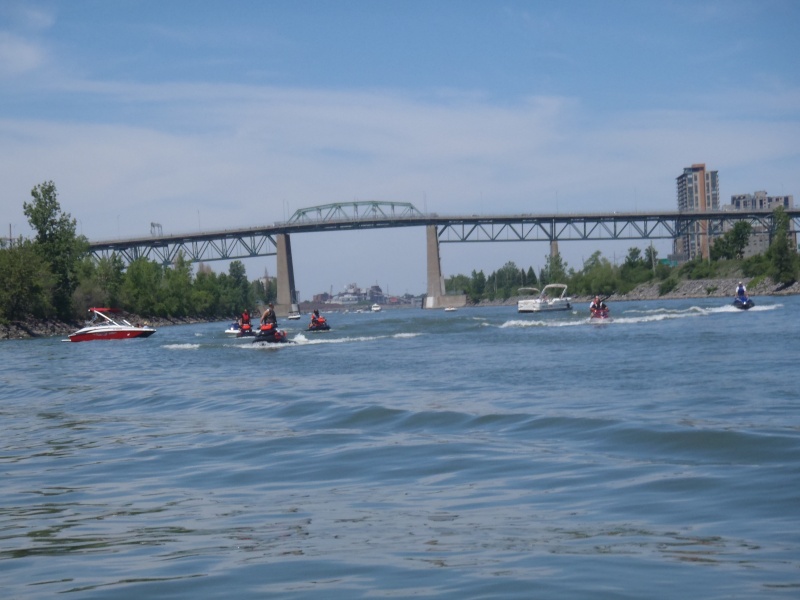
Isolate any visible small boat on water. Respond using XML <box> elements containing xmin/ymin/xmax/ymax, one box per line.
<box><xmin>444</xmin><ymin>307</ymin><xmax>457</xmax><ymax>312</ymax></box>
<box><xmin>733</xmin><ymin>296</ymin><xmax>755</xmax><ymax>310</ymax></box>
<box><xmin>590</xmin><ymin>307</ymin><xmax>611</xmax><ymax>322</ymax></box>
<box><xmin>371</xmin><ymin>303</ymin><xmax>382</xmax><ymax>312</ymax></box>
<box><xmin>67</xmin><ymin>308</ymin><xmax>156</xmax><ymax>342</ymax></box>
<box><xmin>286</xmin><ymin>304</ymin><xmax>302</xmax><ymax>320</ymax></box>
<box><xmin>517</xmin><ymin>284</ymin><xmax>572</xmax><ymax>313</ymax></box>
<box><xmin>224</xmin><ymin>322</ymin><xmax>240</xmax><ymax>335</ymax></box>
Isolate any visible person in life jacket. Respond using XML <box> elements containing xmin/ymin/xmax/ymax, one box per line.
<box><xmin>239</xmin><ymin>309</ymin><xmax>251</xmax><ymax>328</ymax></box>
<box><xmin>260</xmin><ymin>303</ymin><xmax>277</xmax><ymax>326</ymax></box>
<box><xmin>589</xmin><ymin>296</ymin><xmax>607</xmax><ymax>313</ymax></box>
<box><xmin>310</xmin><ymin>309</ymin><xmax>323</xmax><ymax>327</ymax></box>
<box><xmin>735</xmin><ymin>281</ymin><xmax>747</xmax><ymax>300</ymax></box>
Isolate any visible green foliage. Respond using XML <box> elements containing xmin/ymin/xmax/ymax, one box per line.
<box><xmin>711</xmin><ymin>222</ymin><xmax>752</xmax><ymax>260</ymax></box>
<box><xmin>659</xmin><ymin>277</ymin><xmax>678</xmax><ymax>296</ymax></box>
<box><xmin>766</xmin><ymin>206</ymin><xmax>798</xmax><ymax>285</ymax></box>
<box><xmin>22</xmin><ymin>181</ymin><xmax>88</xmax><ymax>319</ymax></box>
<box><xmin>570</xmin><ymin>251</ymin><xmax>618</xmax><ymax>296</ymax></box>
<box><xmin>540</xmin><ymin>253</ymin><xmax>568</xmax><ymax>286</ymax></box>
<box><xmin>0</xmin><ymin>239</ymin><xmax>53</xmax><ymax>322</ymax></box>
<box><xmin>679</xmin><ymin>257</ymin><xmax>718</xmax><ymax>280</ymax></box>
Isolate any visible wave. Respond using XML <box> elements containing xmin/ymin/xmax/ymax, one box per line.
<box><xmin>500</xmin><ymin>319</ymin><xmax>584</xmax><ymax>328</ymax></box>
<box><xmin>162</xmin><ymin>343</ymin><xmax>201</xmax><ymax>350</ymax></box>
<box><xmin>499</xmin><ymin>301</ymin><xmax>782</xmax><ymax>328</ymax></box>
<box><xmin>243</xmin><ymin>331</ymin><xmax>422</xmax><ymax>348</ymax></box>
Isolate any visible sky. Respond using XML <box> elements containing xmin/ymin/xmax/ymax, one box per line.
<box><xmin>2</xmin><ymin>0</ymin><xmax>799</xmax><ymax>299</ymax></box>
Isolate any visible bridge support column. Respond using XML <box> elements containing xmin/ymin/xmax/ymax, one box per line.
<box><xmin>276</xmin><ymin>233</ymin><xmax>298</xmax><ymax>317</ymax></box>
<box><xmin>424</xmin><ymin>225</ymin><xmax>466</xmax><ymax>309</ymax></box>
<box><xmin>550</xmin><ymin>240</ymin><xmax>559</xmax><ymax>258</ymax></box>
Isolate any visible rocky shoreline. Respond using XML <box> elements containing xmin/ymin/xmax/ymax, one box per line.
<box><xmin>3</xmin><ymin>276</ymin><xmax>798</xmax><ymax>340</ymax></box>
<box><xmin>1</xmin><ymin>314</ymin><xmax>222</xmax><ymax>341</ymax></box>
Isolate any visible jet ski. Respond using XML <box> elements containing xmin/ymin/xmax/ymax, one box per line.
<box><xmin>236</xmin><ymin>322</ymin><xmax>255</xmax><ymax>337</ymax></box>
<box><xmin>733</xmin><ymin>296</ymin><xmax>755</xmax><ymax>310</ymax></box>
<box><xmin>252</xmin><ymin>323</ymin><xmax>290</xmax><ymax>344</ymax></box>
<box><xmin>307</xmin><ymin>316</ymin><xmax>330</xmax><ymax>332</ymax></box>
<box><xmin>590</xmin><ymin>308</ymin><xmax>611</xmax><ymax>321</ymax></box>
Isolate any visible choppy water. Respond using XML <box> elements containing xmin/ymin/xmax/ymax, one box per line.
<box><xmin>1</xmin><ymin>297</ymin><xmax>799</xmax><ymax>599</ymax></box>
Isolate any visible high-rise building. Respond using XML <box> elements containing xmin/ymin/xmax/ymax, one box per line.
<box><xmin>723</xmin><ymin>191</ymin><xmax>795</xmax><ymax>256</ymax></box>
<box><xmin>673</xmin><ymin>163</ymin><xmax>719</xmax><ymax>261</ymax></box>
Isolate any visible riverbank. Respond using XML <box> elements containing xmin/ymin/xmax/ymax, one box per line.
<box><xmin>475</xmin><ymin>276</ymin><xmax>800</xmax><ymax>307</ymax></box>
<box><xmin>4</xmin><ymin>276</ymin><xmax>798</xmax><ymax>339</ymax></box>
<box><xmin>1</xmin><ymin>314</ymin><xmax>221</xmax><ymax>341</ymax></box>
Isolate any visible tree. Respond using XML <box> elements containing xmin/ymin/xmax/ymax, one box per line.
<box><xmin>120</xmin><ymin>258</ymin><xmax>164</xmax><ymax>315</ymax></box>
<box><xmin>0</xmin><ymin>240</ymin><xmax>53</xmax><ymax>322</ymax></box>
<box><xmin>23</xmin><ymin>181</ymin><xmax>88</xmax><ymax>319</ymax></box>
<box><xmin>162</xmin><ymin>253</ymin><xmax>194</xmax><ymax>316</ymax></box>
<box><xmin>540</xmin><ymin>252</ymin><xmax>567</xmax><ymax>286</ymax></box>
<box><xmin>767</xmin><ymin>206</ymin><xmax>798</xmax><ymax>285</ymax></box>
<box><xmin>470</xmin><ymin>270</ymin><xmax>486</xmax><ymax>301</ymax></box>
<box><xmin>711</xmin><ymin>222</ymin><xmax>752</xmax><ymax>261</ymax></box>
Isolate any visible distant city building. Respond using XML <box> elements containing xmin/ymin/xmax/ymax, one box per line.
<box><xmin>722</xmin><ymin>191</ymin><xmax>795</xmax><ymax>257</ymax></box>
<box><xmin>673</xmin><ymin>163</ymin><xmax>719</xmax><ymax>261</ymax></box>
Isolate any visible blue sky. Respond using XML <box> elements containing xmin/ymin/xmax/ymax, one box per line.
<box><xmin>2</xmin><ymin>1</ymin><xmax>799</xmax><ymax>298</ymax></box>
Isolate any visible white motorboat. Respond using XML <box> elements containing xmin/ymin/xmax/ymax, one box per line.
<box><xmin>66</xmin><ymin>308</ymin><xmax>156</xmax><ymax>342</ymax></box>
<box><xmin>444</xmin><ymin>306</ymin><xmax>457</xmax><ymax>312</ymax></box>
<box><xmin>286</xmin><ymin>303</ymin><xmax>302</xmax><ymax>320</ymax></box>
<box><xmin>371</xmin><ymin>303</ymin><xmax>382</xmax><ymax>312</ymax></box>
<box><xmin>517</xmin><ymin>284</ymin><xmax>572</xmax><ymax>313</ymax></box>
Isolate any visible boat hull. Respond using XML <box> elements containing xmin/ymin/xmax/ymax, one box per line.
<box><xmin>68</xmin><ymin>328</ymin><xmax>156</xmax><ymax>342</ymax></box>
<box><xmin>307</xmin><ymin>323</ymin><xmax>331</xmax><ymax>332</ymax></box>
<box><xmin>253</xmin><ymin>326</ymin><xmax>290</xmax><ymax>344</ymax></box>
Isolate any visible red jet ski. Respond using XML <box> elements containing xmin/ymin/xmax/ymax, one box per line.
<box><xmin>253</xmin><ymin>323</ymin><xmax>289</xmax><ymax>344</ymax></box>
<box><xmin>307</xmin><ymin>316</ymin><xmax>330</xmax><ymax>332</ymax></box>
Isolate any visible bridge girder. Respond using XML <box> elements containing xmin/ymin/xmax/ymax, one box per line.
<box><xmin>288</xmin><ymin>200</ymin><xmax>424</xmax><ymax>224</ymax></box>
<box><xmin>88</xmin><ymin>208</ymin><xmax>799</xmax><ymax>264</ymax></box>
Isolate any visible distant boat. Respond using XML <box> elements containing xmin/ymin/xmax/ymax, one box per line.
<box><xmin>286</xmin><ymin>304</ymin><xmax>301</xmax><ymax>320</ymax></box>
<box><xmin>371</xmin><ymin>303</ymin><xmax>382</xmax><ymax>312</ymax></box>
<box><xmin>517</xmin><ymin>284</ymin><xmax>572</xmax><ymax>313</ymax></box>
<box><xmin>66</xmin><ymin>308</ymin><xmax>156</xmax><ymax>342</ymax></box>
<box><xmin>444</xmin><ymin>307</ymin><xmax>457</xmax><ymax>312</ymax></box>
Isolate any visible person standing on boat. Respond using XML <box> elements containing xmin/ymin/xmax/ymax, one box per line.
<box><xmin>735</xmin><ymin>281</ymin><xmax>747</xmax><ymax>300</ymax></box>
<box><xmin>261</xmin><ymin>303</ymin><xmax>277</xmax><ymax>326</ymax></box>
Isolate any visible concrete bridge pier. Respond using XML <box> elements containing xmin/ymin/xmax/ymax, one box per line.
<box><xmin>275</xmin><ymin>233</ymin><xmax>298</xmax><ymax>317</ymax></box>
<box><xmin>425</xmin><ymin>225</ymin><xmax>466</xmax><ymax>309</ymax></box>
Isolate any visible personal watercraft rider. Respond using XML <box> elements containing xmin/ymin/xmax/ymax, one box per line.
<box><xmin>589</xmin><ymin>296</ymin><xmax>607</xmax><ymax>313</ymax></box>
<box><xmin>310</xmin><ymin>309</ymin><xmax>322</xmax><ymax>327</ymax></box>
<box><xmin>239</xmin><ymin>309</ymin><xmax>251</xmax><ymax>328</ymax></box>
<box><xmin>735</xmin><ymin>281</ymin><xmax>747</xmax><ymax>300</ymax></box>
<box><xmin>260</xmin><ymin>303</ymin><xmax>277</xmax><ymax>326</ymax></box>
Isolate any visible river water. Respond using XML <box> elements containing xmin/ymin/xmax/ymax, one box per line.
<box><xmin>1</xmin><ymin>296</ymin><xmax>799</xmax><ymax>599</ymax></box>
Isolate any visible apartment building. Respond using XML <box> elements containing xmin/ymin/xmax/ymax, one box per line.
<box><xmin>673</xmin><ymin>163</ymin><xmax>720</xmax><ymax>261</ymax></box>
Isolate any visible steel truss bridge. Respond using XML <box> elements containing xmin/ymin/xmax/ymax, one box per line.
<box><xmin>88</xmin><ymin>200</ymin><xmax>800</xmax><ymax>265</ymax></box>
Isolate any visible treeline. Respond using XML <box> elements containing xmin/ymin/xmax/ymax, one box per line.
<box><xmin>0</xmin><ymin>181</ymin><xmax>274</xmax><ymax>325</ymax></box>
<box><xmin>446</xmin><ymin>208</ymin><xmax>799</xmax><ymax>302</ymax></box>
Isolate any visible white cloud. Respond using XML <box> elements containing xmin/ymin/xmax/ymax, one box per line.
<box><xmin>0</xmin><ymin>32</ymin><xmax>47</xmax><ymax>76</ymax></box>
